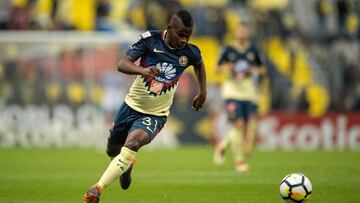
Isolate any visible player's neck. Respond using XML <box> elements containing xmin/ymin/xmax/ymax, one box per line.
<box><xmin>233</xmin><ymin>40</ymin><xmax>249</xmax><ymax>52</ymax></box>
<box><xmin>163</xmin><ymin>30</ymin><xmax>176</xmax><ymax>50</ymax></box>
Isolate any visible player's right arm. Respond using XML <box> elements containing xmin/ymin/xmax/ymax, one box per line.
<box><xmin>117</xmin><ymin>31</ymin><xmax>160</xmax><ymax>77</ymax></box>
<box><xmin>117</xmin><ymin>54</ymin><xmax>159</xmax><ymax>77</ymax></box>
<box><xmin>216</xmin><ymin>46</ymin><xmax>233</xmax><ymax>74</ymax></box>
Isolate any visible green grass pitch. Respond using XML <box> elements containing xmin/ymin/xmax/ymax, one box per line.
<box><xmin>0</xmin><ymin>146</ymin><xmax>359</xmax><ymax>203</ymax></box>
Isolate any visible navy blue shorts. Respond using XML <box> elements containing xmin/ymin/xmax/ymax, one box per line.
<box><xmin>250</xmin><ymin>103</ymin><xmax>258</xmax><ymax>114</ymax></box>
<box><xmin>225</xmin><ymin>99</ymin><xmax>253</xmax><ymax>122</ymax></box>
<box><xmin>108</xmin><ymin>102</ymin><xmax>167</xmax><ymax>145</ymax></box>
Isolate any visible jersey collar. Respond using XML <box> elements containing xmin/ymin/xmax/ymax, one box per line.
<box><xmin>162</xmin><ymin>30</ymin><xmax>175</xmax><ymax>50</ymax></box>
<box><xmin>162</xmin><ymin>30</ymin><xmax>167</xmax><ymax>41</ymax></box>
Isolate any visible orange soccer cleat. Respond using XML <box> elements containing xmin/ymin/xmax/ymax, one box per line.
<box><xmin>83</xmin><ymin>184</ymin><xmax>104</xmax><ymax>203</ymax></box>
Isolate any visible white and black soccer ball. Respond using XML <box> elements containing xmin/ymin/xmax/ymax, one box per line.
<box><xmin>279</xmin><ymin>173</ymin><xmax>312</xmax><ymax>203</ymax></box>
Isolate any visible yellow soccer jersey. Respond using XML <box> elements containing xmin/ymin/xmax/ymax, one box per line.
<box><xmin>124</xmin><ymin>30</ymin><xmax>202</xmax><ymax>116</ymax></box>
<box><xmin>221</xmin><ymin>77</ymin><xmax>256</xmax><ymax>101</ymax></box>
<box><xmin>125</xmin><ymin>75</ymin><xmax>178</xmax><ymax>116</ymax></box>
<box><xmin>218</xmin><ymin>43</ymin><xmax>263</xmax><ymax>102</ymax></box>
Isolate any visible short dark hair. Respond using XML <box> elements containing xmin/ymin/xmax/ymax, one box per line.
<box><xmin>175</xmin><ymin>9</ymin><xmax>193</xmax><ymax>27</ymax></box>
<box><xmin>239</xmin><ymin>21</ymin><xmax>251</xmax><ymax>29</ymax></box>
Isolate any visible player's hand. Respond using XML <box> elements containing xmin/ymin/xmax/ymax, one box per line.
<box><xmin>141</xmin><ymin>66</ymin><xmax>160</xmax><ymax>78</ymax></box>
<box><xmin>236</xmin><ymin>73</ymin><xmax>246</xmax><ymax>80</ymax></box>
<box><xmin>192</xmin><ymin>91</ymin><xmax>207</xmax><ymax>111</ymax></box>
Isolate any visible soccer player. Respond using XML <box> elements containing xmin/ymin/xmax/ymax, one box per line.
<box><xmin>213</xmin><ymin>22</ymin><xmax>264</xmax><ymax>172</ymax></box>
<box><xmin>83</xmin><ymin>9</ymin><xmax>207</xmax><ymax>203</ymax></box>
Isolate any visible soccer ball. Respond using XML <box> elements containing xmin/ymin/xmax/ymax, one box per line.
<box><xmin>279</xmin><ymin>173</ymin><xmax>312</xmax><ymax>202</ymax></box>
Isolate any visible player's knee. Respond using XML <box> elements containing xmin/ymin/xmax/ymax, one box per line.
<box><xmin>248</xmin><ymin>114</ymin><xmax>257</xmax><ymax>120</ymax></box>
<box><xmin>124</xmin><ymin>129</ymin><xmax>151</xmax><ymax>151</ymax></box>
<box><xmin>124</xmin><ymin>135</ymin><xmax>149</xmax><ymax>151</ymax></box>
<box><xmin>124</xmin><ymin>139</ymin><xmax>143</xmax><ymax>151</ymax></box>
<box><xmin>124</xmin><ymin>129</ymin><xmax>150</xmax><ymax>151</ymax></box>
<box><xmin>234</xmin><ymin>119</ymin><xmax>245</xmax><ymax>129</ymax></box>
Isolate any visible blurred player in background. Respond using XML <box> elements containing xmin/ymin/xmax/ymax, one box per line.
<box><xmin>213</xmin><ymin>22</ymin><xmax>265</xmax><ymax>172</ymax></box>
<box><xmin>83</xmin><ymin>9</ymin><xmax>207</xmax><ymax>203</ymax></box>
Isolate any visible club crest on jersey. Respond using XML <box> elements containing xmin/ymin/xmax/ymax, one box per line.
<box><xmin>229</xmin><ymin>53</ymin><xmax>237</xmax><ymax>62</ymax></box>
<box><xmin>179</xmin><ymin>56</ymin><xmax>188</xmax><ymax>66</ymax></box>
<box><xmin>246</xmin><ymin>52</ymin><xmax>255</xmax><ymax>61</ymax></box>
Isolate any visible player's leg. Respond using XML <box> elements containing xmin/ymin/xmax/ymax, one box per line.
<box><xmin>119</xmin><ymin>114</ymin><xmax>166</xmax><ymax>190</ymax></box>
<box><xmin>105</xmin><ymin>125</ymin><xmax>137</xmax><ymax>190</ymax></box>
<box><xmin>120</xmin><ymin>115</ymin><xmax>166</xmax><ymax>190</ymax></box>
<box><xmin>228</xmin><ymin>100</ymin><xmax>249</xmax><ymax>172</ymax></box>
<box><xmin>213</xmin><ymin>100</ymin><xmax>237</xmax><ymax>165</ymax></box>
<box><xmin>230</xmin><ymin>117</ymin><xmax>248</xmax><ymax>172</ymax></box>
<box><xmin>106</xmin><ymin>142</ymin><xmax>136</xmax><ymax>190</ymax></box>
<box><xmin>106</xmin><ymin>136</ymin><xmax>137</xmax><ymax>190</ymax></box>
<box><xmin>95</xmin><ymin>129</ymin><xmax>148</xmax><ymax>191</ymax></box>
<box><xmin>96</xmin><ymin>113</ymin><xmax>167</xmax><ymax>189</ymax></box>
<box><xmin>83</xmin><ymin>105</ymin><xmax>166</xmax><ymax>202</ymax></box>
<box><xmin>214</xmin><ymin>99</ymin><xmax>243</xmax><ymax>164</ymax></box>
<box><xmin>83</xmin><ymin>103</ymin><xmax>133</xmax><ymax>202</ymax></box>
<box><xmin>106</xmin><ymin>141</ymin><xmax>135</xmax><ymax>190</ymax></box>
<box><xmin>83</xmin><ymin>130</ymin><xmax>147</xmax><ymax>202</ymax></box>
<box><xmin>207</xmin><ymin>85</ymin><xmax>223</xmax><ymax>145</ymax></box>
<box><xmin>105</xmin><ymin>104</ymin><xmax>133</xmax><ymax>159</ymax></box>
<box><xmin>245</xmin><ymin>103</ymin><xmax>258</xmax><ymax>155</ymax></box>
<box><xmin>83</xmin><ymin>143</ymin><xmax>125</xmax><ymax>203</ymax></box>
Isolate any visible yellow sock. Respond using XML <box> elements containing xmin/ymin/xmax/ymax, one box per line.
<box><xmin>98</xmin><ymin>147</ymin><xmax>137</xmax><ymax>189</ymax></box>
<box><xmin>228</xmin><ymin>127</ymin><xmax>244</xmax><ymax>163</ymax></box>
<box><xmin>220</xmin><ymin>129</ymin><xmax>233</xmax><ymax>149</ymax></box>
<box><xmin>246</xmin><ymin>119</ymin><xmax>257</xmax><ymax>153</ymax></box>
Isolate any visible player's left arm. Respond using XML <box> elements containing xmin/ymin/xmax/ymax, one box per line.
<box><xmin>251</xmin><ymin>44</ymin><xmax>266</xmax><ymax>76</ymax></box>
<box><xmin>191</xmin><ymin>59</ymin><xmax>207</xmax><ymax>111</ymax></box>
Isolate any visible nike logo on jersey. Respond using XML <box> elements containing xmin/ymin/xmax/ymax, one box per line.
<box><xmin>153</xmin><ymin>48</ymin><xmax>165</xmax><ymax>53</ymax></box>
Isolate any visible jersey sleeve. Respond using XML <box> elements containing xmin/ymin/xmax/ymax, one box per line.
<box><xmin>252</xmin><ymin>43</ymin><xmax>263</xmax><ymax>66</ymax></box>
<box><xmin>217</xmin><ymin>46</ymin><xmax>229</xmax><ymax>65</ymax></box>
<box><xmin>190</xmin><ymin>45</ymin><xmax>203</xmax><ymax>67</ymax></box>
<box><xmin>125</xmin><ymin>31</ymin><xmax>151</xmax><ymax>60</ymax></box>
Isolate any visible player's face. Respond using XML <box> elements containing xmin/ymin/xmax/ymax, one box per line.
<box><xmin>234</xmin><ymin>24</ymin><xmax>250</xmax><ymax>41</ymax></box>
<box><xmin>167</xmin><ymin>17</ymin><xmax>193</xmax><ymax>49</ymax></box>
